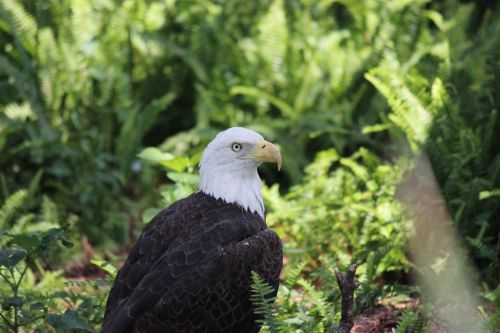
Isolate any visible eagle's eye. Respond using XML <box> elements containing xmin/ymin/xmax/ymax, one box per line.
<box><xmin>231</xmin><ymin>143</ymin><xmax>242</xmax><ymax>152</ymax></box>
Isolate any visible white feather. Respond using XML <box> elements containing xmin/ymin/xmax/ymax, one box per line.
<box><xmin>199</xmin><ymin>127</ymin><xmax>265</xmax><ymax>218</ymax></box>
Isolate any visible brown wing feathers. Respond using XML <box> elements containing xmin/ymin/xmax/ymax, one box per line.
<box><xmin>101</xmin><ymin>192</ymin><xmax>282</xmax><ymax>333</ymax></box>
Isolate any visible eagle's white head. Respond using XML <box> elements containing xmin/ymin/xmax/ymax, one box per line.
<box><xmin>199</xmin><ymin>127</ymin><xmax>282</xmax><ymax>218</ymax></box>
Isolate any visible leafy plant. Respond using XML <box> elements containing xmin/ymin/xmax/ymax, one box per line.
<box><xmin>250</xmin><ymin>271</ymin><xmax>280</xmax><ymax>333</ymax></box>
<box><xmin>364</xmin><ymin>0</ymin><xmax>500</xmax><ymax>288</ymax></box>
<box><xmin>265</xmin><ymin>147</ymin><xmax>410</xmax><ymax>280</ymax></box>
<box><xmin>396</xmin><ymin>308</ymin><xmax>428</xmax><ymax>333</ymax></box>
<box><xmin>0</xmin><ymin>172</ymin><xmax>112</xmax><ymax>332</ymax></box>
<box><xmin>0</xmin><ymin>178</ymin><xmax>77</xmax><ymax>332</ymax></box>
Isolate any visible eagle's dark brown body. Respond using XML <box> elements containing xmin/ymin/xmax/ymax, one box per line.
<box><xmin>101</xmin><ymin>191</ymin><xmax>282</xmax><ymax>333</ymax></box>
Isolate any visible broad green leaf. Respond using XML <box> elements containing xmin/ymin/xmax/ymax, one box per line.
<box><xmin>162</xmin><ymin>156</ymin><xmax>191</xmax><ymax>172</ymax></box>
<box><xmin>137</xmin><ymin>147</ymin><xmax>174</xmax><ymax>163</ymax></box>
<box><xmin>166</xmin><ymin>172</ymin><xmax>199</xmax><ymax>185</ymax></box>
<box><xmin>11</xmin><ymin>233</ymin><xmax>40</xmax><ymax>252</ymax></box>
<box><xmin>0</xmin><ymin>248</ymin><xmax>26</xmax><ymax>269</ymax></box>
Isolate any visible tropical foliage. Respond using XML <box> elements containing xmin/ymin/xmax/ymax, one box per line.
<box><xmin>0</xmin><ymin>0</ymin><xmax>498</xmax><ymax>331</ymax></box>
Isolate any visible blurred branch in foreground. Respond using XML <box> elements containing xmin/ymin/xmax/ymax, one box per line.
<box><xmin>397</xmin><ymin>153</ymin><xmax>482</xmax><ymax>332</ymax></box>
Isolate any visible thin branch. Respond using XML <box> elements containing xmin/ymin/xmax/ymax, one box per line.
<box><xmin>11</xmin><ymin>265</ymin><xmax>28</xmax><ymax>333</ymax></box>
<box><xmin>0</xmin><ymin>270</ymin><xmax>15</xmax><ymax>289</ymax></box>
<box><xmin>13</xmin><ymin>307</ymin><xmax>18</xmax><ymax>333</ymax></box>
<box><xmin>0</xmin><ymin>311</ymin><xmax>15</xmax><ymax>331</ymax></box>
<box><xmin>19</xmin><ymin>314</ymin><xmax>45</xmax><ymax>326</ymax></box>
<box><xmin>335</xmin><ymin>264</ymin><xmax>359</xmax><ymax>333</ymax></box>
<box><xmin>14</xmin><ymin>265</ymin><xmax>29</xmax><ymax>291</ymax></box>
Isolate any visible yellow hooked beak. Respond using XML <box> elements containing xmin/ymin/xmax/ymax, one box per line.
<box><xmin>248</xmin><ymin>140</ymin><xmax>282</xmax><ymax>171</ymax></box>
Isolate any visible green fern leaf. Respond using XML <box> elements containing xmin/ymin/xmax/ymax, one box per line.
<box><xmin>285</xmin><ymin>261</ymin><xmax>306</xmax><ymax>288</ymax></box>
<box><xmin>396</xmin><ymin>309</ymin><xmax>419</xmax><ymax>333</ymax></box>
<box><xmin>0</xmin><ymin>189</ymin><xmax>28</xmax><ymax>228</ymax></box>
<box><xmin>250</xmin><ymin>271</ymin><xmax>280</xmax><ymax>333</ymax></box>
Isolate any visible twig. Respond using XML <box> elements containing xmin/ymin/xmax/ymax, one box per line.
<box><xmin>0</xmin><ymin>270</ymin><xmax>15</xmax><ymax>289</ymax></box>
<box><xmin>335</xmin><ymin>264</ymin><xmax>359</xmax><ymax>333</ymax></box>
<box><xmin>19</xmin><ymin>314</ymin><xmax>46</xmax><ymax>327</ymax></box>
<box><xmin>0</xmin><ymin>311</ymin><xmax>15</xmax><ymax>331</ymax></box>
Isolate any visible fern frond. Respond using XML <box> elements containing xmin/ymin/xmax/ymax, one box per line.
<box><xmin>340</xmin><ymin>157</ymin><xmax>369</xmax><ymax>182</ymax></box>
<box><xmin>0</xmin><ymin>189</ymin><xmax>28</xmax><ymax>228</ymax></box>
<box><xmin>357</xmin><ymin>245</ymin><xmax>393</xmax><ymax>309</ymax></box>
<box><xmin>27</xmin><ymin>170</ymin><xmax>43</xmax><ymax>200</ymax></box>
<box><xmin>466</xmin><ymin>237</ymin><xmax>498</xmax><ymax>263</ymax></box>
<box><xmin>0</xmin><ymin>0</ymin><xmax>37</xmax><ymax>53</ymax></box>
<box><xmin>285</xmin><ymin>261</ymin><xmax>306</xmax><ymax>288</ymax></box>
<box><xmin>395</xmin><ymin>5</ymin><xmax>423</xmax><ymax>65</ymax></box>
<box><xmin>250</xmin><ymin>271</ymin><xmax>280</xmax><ymax>333</ymax></box>
<box><xmin>297</xmin><ymin>278</ymin><xmax>328</xmax><ymax>331</ymax></box>
<box><xmin>365</xmin><ymin>49</ymin><xmax>435</xmax><ymax>151</ymax></box>
<box><xmin>41</xmin><ymin>196</ymin><xmax>59</xmax><ymax>225</ymax></box>
<box><xmin>357</xmin><ymin>147</ymin><xmax>381</xmax><ymax>169</ymax></box>
<box><xmin>396</xmin><ymin>309</ymin><xmax>419</xmax><ymax>333</ymax></box>
<box><xmin>3</xmin><ymin>102</ymin><xmax>33</xmax><ymax>121</ymax></box>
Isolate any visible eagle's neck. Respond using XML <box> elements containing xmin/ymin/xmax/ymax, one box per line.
<box><xmin>198</xmin><ymin>163</ymin><xmax>264</xmax><ymax>218</ymax></box>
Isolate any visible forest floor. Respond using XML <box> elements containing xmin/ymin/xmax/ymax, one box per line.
<box><xmin>352</xmin><ymin>299</ymin><xmax>420</xmax><ymax>333</ymax></box>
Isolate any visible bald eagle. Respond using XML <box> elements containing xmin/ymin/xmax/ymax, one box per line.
<box><xmin>101</xmin><ymin>127</ymin><xmax>283</xmax><ymax>333</ymax></box>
